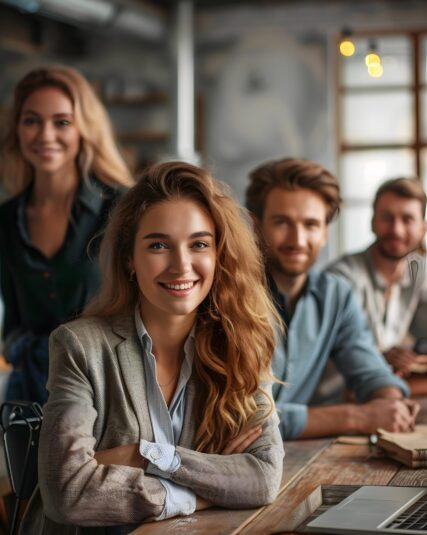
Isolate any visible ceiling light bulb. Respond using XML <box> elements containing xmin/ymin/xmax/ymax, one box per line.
<box><xmin>368</xmin><ymin>63</ymin><xmax>384</xmax><ymax>78</ymax></box>
<box><xmin>365</xmin><ymin>53</ymin><xmax>381</xmax><ymax>67</ymax></box>
<box><xmin>340</xmin><ymin>39</ymin><xmax>355</xmax><ymax>57</ymax></box>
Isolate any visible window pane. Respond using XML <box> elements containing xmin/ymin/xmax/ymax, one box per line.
<box><xmin>420</xmin><ymin>148</ymin><xmax>427</xmax><ymax>190</ymax></box>
<box><xmin>421</xmin><ymin>35</ymin><xmax>427</xmax><ymax>84</ymax></box>
<box><xmin>341</xmin><ymin>91</ymin><xmax>414</xmax><ymax>144</ymax></box>
<box><xmin>341</xmin><ymin>149</ymin><xmax>416</xmax><ymax>200</ymax></box>
<box><xmin>341</xmin><ymin>205</ymin><xmax>374</xmax><ymax>253</ymax></box>
<box><xmin>421</xmin><ymin>88</ymin><xmax>427</xmax><ymax>141</ymax></box>
<box><xmin>341</xmin><ymin>36</ymin><xmax>412</xmax><ymax>88</ymax></box>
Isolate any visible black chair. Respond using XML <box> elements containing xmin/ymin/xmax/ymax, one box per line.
<box><xmin>0</xmin><ymin>403</ymin><xmax>139</xmax><ymax>534</ymax></box>
<box><xmin>0</xmin><ymin>401</ymin><xmax>42</xmax><ymax>535</ymax></box>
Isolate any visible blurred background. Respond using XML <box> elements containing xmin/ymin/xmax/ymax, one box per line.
<box><xmin>1</xmin><ymin>0</ymin><xmax>426</xmax><ymax>256</ymax></box>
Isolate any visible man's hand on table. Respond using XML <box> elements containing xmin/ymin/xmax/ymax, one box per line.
<box><xmin>300</xmin><ymin>386</ymin><xmax>420</xmax><ymax>438</ymax></box>
<box><xmin>356</xmin><ymin>397</ymin><xmax>420</xmax><ymax>434</ymax></box>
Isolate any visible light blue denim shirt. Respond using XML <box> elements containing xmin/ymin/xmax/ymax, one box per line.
<box><xmin>134</xmin><ymin>309</ymin><xmax>196</xmax><ymax>520</ymax></box>
<box><xmin>271</xmin><ymin>270</ymin><xmax>410</xmax><ymax>440</ymax></box>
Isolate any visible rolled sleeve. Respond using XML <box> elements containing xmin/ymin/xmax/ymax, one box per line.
<box><xmin>156</xmin><ymin>479</ymin><xmax>196</xmax><ymax>520</ymax></box>
<box><xmin>139</xmin><ymin>440</ymin><xmax>180</xmax><ymax>475</ymax></box>
<box><xmin>332</xmin><ymin>288</ymin><xmax>410</xmax><ymax>400</ymax></box>
<box><xmin>275</xmin><ymin>401</ymin><xmax>308</xmax><ymax>440</ymax></box>
<box><xmin>354</xmin><ymin>371</ymin><xmax>410</xmax><ymax>401</ymax></box>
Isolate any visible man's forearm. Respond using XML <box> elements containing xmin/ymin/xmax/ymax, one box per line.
<box><xmin>299</xmin><ymin>394</ymin><xmax>416</xmax><ymax>439</ymax></box>
<box><xmin>299</xmin><ymin>404</ymin><xmax>360</xmax><ymax>438</ymax></box>
<box><xmin>368</xmin><ymin>386</ymin><xmax>404</xmax><ymax>401</ymax></box>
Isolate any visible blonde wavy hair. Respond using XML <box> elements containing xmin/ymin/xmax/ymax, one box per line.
<box><xmin>2</xmin><ymin>65</ymin><xmax>134</xmax><ymax>194</ymax></box>
<box><xmin>85</xmin><ymin>161</ymin><xmax>280</xmax><ymax>453</ymax></box>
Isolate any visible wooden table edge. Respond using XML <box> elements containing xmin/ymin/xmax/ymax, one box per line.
<box><xmin>230</xmin><ymin>438</ymin><xmax>333</xmax><ymax>535</ymax></box>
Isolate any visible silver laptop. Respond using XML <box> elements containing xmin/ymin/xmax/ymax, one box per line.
<box><xmin>307</xmin><ymin>486</ymin><xmax>427</xmax><ymax>534</ymax></box>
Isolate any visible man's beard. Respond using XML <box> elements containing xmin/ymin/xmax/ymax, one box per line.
<box><xmin>376</xmin><ymin>239</ymin><xmax>413</xmax><ymax>261</ymax></box>
<box><xmin>267</xmin><ymin>253</ymin><xmax>310</xmax><ymax>278</ymax></box>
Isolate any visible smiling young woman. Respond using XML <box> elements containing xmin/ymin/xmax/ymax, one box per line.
<box><xmin>17</xmin><ymin>86</ymin><xmax>81</xmax><ymax>184</ymax></box>
<box><xmin>0</xmin><ymin>66</ymin><xmax>133</xmax><ymax>404</ymax></box>
<box><xmin>20</xmin><ymin>161</ymin><xmax>284</xmax><ymax>534</ymax></box>
<box><xmin>132</xmin><ymin>198</ymin><xmax>217</xmax><ymax>324</ymax></box>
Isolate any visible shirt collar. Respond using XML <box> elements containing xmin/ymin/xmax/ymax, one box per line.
<box><xmin>17</xmin><ymin>175</ymin><xmax>106</xmax><ymax>217</ymax></box>
<box><xmin>77</xmin><ymin>176</ymin><xmax>106</xmax><ymax>215</ymax></box>
<box><xmin>267</xmin><ymin>269</ymin><xmax>323</xmax><ymax>303</ymax></box>
<box><xmin>133</xmin><ymin>306</ymin><xmax>195</xmax><ymax>369</ymax></box>
<box><xmin>407</xmin><ymin>252</ymin><xmax>427</xmax><ymax>290</ymax></box>
<box><xmin>16</xmin><ymin>183</ymin><xmax>33</xmax><ymax>245</ymax></box>
<box><xmin>267</xmin><ymin>269</ymin><xmax>322</xmax><ymax>326</ymax></box>
<box><xmin>366</xmin><ymin>244</ymin><xmax>412</xmax><ymax>289</ymax></box>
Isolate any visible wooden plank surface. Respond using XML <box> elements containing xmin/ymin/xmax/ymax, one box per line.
<box><xmin>130</xmin><ymin>439</ymin><xmax>330</xmax><ymax>535</ymax></box>
<box><xmin>231</xmin><ymin>439</ymin><xmax>331</xmax><ymax>535</ymax></box>
<box><xmin>238</xmin><ymin>442</ymin><xmax>400</xmax><ymax>534</ymax></box>
<box><xmin>417</xmin><ymin>396</ymin><xmax>427</xmax><ymax>422</ymax></box>
<box><xmin>390</xmin><ymin>465</ymin><xmax>427</xmax><ymax>486</ymax></box>
<box><xmin>243</xmin><ymin>398</ymin><xmax>427</xmax><ymax>534</ymax></box>
<box><xmin>408</xmin><ymin>375</ymin><xmax>427</xmax><ymax>397</ymax></box>
<box><xmin>131</xmin><ymin>398</ymin><xmax>427</xmax><ymax>535</ymax></box>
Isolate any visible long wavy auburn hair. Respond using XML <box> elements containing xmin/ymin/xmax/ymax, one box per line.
<box><xmin>2</xmin><ymin>65</ymin><xmax>134</xmax><ymax>194</ymax></box>
<box><xmin>85</xmin><ymin>161</ymin><xmax>280</xmax><ymax>453</ymax></box>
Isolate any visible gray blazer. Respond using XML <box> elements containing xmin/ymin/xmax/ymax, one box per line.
<box><xmin>20</xmin><ymin>314</ymin><xmax>284</xmax><ymax>534</ymax></box>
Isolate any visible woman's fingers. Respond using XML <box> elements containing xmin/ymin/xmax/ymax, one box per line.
<box><xmin>221</xmin><ymin>425</ymin><xmax>262</xmax><ymax>455</ymax></box>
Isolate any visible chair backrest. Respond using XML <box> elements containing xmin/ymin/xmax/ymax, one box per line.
<box><xmin>0</xmin><ymin>401</ymin><xmax>43</xmax><ymax>534</ymax></box>
<box><xmin>0</xmin><ymin>401</ymin><xmax>42</xmax><ymax>500</ymax></box>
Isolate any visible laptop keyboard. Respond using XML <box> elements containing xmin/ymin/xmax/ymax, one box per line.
<box><xmin>387</xmin><ymin>494</ymin><xmax>427</xmax><ymax>531</ymax></box>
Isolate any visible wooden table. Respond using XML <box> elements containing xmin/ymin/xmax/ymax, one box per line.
<box><xmin>131</xmin><ymin>398</ymin><xmax>427</xmax><ymax>535</ymax></box>
<box><xmin>408</xmin><ymin>374</ymin><xmax>427</xmax><ymax>397</ymax></box>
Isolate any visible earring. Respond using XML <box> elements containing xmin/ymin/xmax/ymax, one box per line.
<box><xmin>129</xmin><ymin>270</ymin><xmax>136</xmax><ymax>283</ymax></box>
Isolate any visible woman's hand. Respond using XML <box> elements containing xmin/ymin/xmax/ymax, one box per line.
<box><xmin>196</xmin><ymin>496</ymin><xmax>212</xmax><ymax>511</ymax></box>
<box><xmin>221</xmin><ymin>425</ymin><xmax>262</xmax><ymax>455</ymax></box>
<box><xmin>94</xmin><ymin>443</ymin><xmax>147</xmax><ymax>469</ymax></box>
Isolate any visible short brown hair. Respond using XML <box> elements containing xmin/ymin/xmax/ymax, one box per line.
<box><xmin>245</xmin><ymin>157</ymin><xmax>342</xmax><ymax>223</ymax></box>
<box><xmin>373</xmin><ymin>177</ymin><xmax>426</xmax><ymax>218</ymax></box>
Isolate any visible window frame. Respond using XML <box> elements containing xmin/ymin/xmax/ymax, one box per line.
<box><xmin>336</xmin><ymin>29</ymin><xmax>426</xmax><ymax>254</ymax></box>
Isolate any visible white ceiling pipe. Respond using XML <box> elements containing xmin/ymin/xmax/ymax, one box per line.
<box><xmin>38</xmin><ymin>0</ymin><xmax>115</xmax><ymax>24</ymax></box>
<box><xmin>0</xmin><ymin>0</ymin><xmax>166</xmax><ymax>42</ymax></box>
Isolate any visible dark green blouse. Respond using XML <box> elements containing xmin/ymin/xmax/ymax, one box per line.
<box><xmin>0</xmin><ymin>176</ymin><xmax>124</xmax><ymax>345</ymax></box>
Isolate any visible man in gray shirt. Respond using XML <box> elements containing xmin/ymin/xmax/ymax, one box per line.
<box><xmin>328</xmin><ymin>178</ymin><xmax>427</xmax><ymax>378</ymax></box>
<box><xmin>246</xmin><ymin>158</ymin><xmax>418</xmax><ymax>440</ymax></box>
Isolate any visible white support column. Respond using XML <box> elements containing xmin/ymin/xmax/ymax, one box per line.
<box><xmin>172</xmin><ymin>0</ymin><xmax>199</xmax><ymax>164</ymax></box>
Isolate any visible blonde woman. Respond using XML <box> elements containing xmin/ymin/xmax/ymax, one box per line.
<box><xmin>0</xmin><ymin>66</ymin><xmax>133</xmax><ymax>404</ymax></box>
<box><xmin>21</xmin><ymin>161</ymin><xmax>284</xmax><ymax>534</ymax></box>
